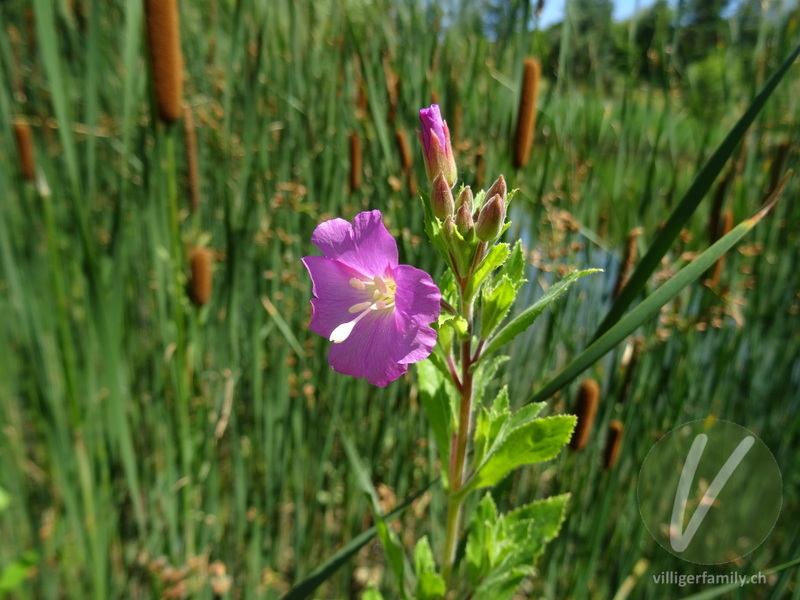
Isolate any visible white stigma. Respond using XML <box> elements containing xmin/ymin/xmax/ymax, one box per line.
<box><xmin>330</xmin><ymin>275</ymin><xmax>397</xmax><ymax>343</ymax></box>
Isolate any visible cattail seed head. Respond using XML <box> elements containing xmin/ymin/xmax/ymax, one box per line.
<box><xmin>570</xmin><ymin>379</ymin><xmax>600</xmax><ymax>450</ymax></box>
<box><xmin>395</xmin><ymin>128</ymin><xmax>412</xmax><ymax>173</ymax></box>
<box><xmin>183</xmin><ymin>102</ymin><xmax>199</xmax><ymax>212</ymax></box>
<box><xmin>514</xmin><ymin>57</ymin><xmax>541</xmax><ymax>169</ymax></box>
<box><xmin>349</xmin><ymin>132</ymin><xmax>362</xmax><ymax>191</ymax></box>
<box><xmin>13</xmin><ymin>121</ymin><xmax>35</xmax><ymax>180</ymax></box>
<box><xmin>189</xmin><ymin>247</ymin><xmax>213</xmax><ymax>306</ymax></box>
<box><xmin>603</xmin><ymin>420</ymin><xmax>624</xmax><ymax>469</ymax></box>
<box><xmin>613</xmin><ymin>228</ymin><xmax>642</xmax><ymax>300</ymax></box>
<box><xmin>144</xmin><ymin>0</ymin><xmax>183</xmax><ymax>124</ymax></box>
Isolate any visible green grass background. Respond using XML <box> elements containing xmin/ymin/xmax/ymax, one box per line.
<box><xmin>0</xmin><ymin>0</ymin><xmax>798</xmax><ymax>598</ymax></box>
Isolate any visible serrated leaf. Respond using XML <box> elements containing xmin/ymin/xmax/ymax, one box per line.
<box><xmin>471</xmin><ymin>354</ymin><xmax>509</xmax><ymax>408</ymax></box>
<box><xmin>420</xmin><ymin>190</ymin><xmax>455</xmax><ymax>270</ymax></box>
<box><xmin>465</xmin><ymin>244</ymin><xmax>510</xmax><ymax>301</ymax></box>
<box><xmin>464</xmin><ymin>415</ymin><xmax>576</xmax><ymax>493</ymax></box>
<box><xmin>416</xmin><ymin>359</ymin><xmax>454</xmax><ymax>488</ymax></box>
<box><xmin>472</xmin><ymin>388</ymin><xmax>510</xmax><ymax>468</ymax></box>
<box><xmin>481</xmin><ymin>269</ymin><xmax>601</xmax><ymax>360</ymax></box>
<box><xmin>481</xmin><ymin>242</ymin><xmax>527</xmax><ymax>338</ymax></box>
<box><xmin>480</xmin><ymin>276</ymin><xmax>517</xmax><ymax>339</ymax></box>
<box><xmin>503</xmin><ymin>494</ymin><xmax>569</xmax><ymax>549</ymax></box>
<box><xmin>414</xmin><ymin>537</ymin><xmax>445</xmax><ymax>600</ymax></box>
<box><xmin>466</xmin><ymin>493</ymin><xmax>499</xmax><ymax>586</ymax></box>
<box><xmin>468</xmin><ymin>494</ymin><xmax>569</xmax><ymax>600</ymax></box>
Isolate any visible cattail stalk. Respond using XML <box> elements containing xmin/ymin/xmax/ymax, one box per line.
<box><xmin>709</xmin><ymin>209</ymin><xmax>734</xmax><ymax>287</ymax></box>
<box><xmin>570</xmin><ymin>379</ymin><xmax>600</xmax><ymax>450</ymax></box>
<box><xmin>183</xmin><ymin>102</ymin><xmax>200</xmax><ymax>212</ymax></box>
<box><xmin>13</xmin><ymin>121</ymin><xmax>35</xmax><ymax>180</ymax></box>
<box><xmin>514</xmin><ymin>57</ymin><xmax>541</xmax><ymax>169</ymax></box>
<box><xmin>769</xmin><ymin>139</ymin><xmax>790</xmax><ymax>193</ymax></box>
<box><xmin>395</xmin><ymin>128</ymin><xmax>412</xmax><ymax>174</ymax></box>
<box><xmin>144</xmin><ymin>0</ymin><xmax>183</xmax><ymax>124</ymax></box>
<box><xmin>603</xmin><ymin>420</ymin><xmax>624</xmax><ymax>469</ymax></box>
<box><xmin>349</xmin><ymin>132</ymin><xmax>361</xmax><ymax>191</ymax></box>
<box><xmin>613</xmin><ymin>228</ymin><xmax>642</xmax><ymax>300</ymax></box>
<box><xmin>189</xmin><ymin>247</ymin><xmax>213</xmax><ymax>306</ymax></box>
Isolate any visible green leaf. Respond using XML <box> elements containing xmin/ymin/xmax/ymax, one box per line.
<box><xmin>0</xmin><ymin>487</ymin><xmax>10</xmax><ymax>512</ymax></box>
<box><xmin>527</xmin><ymin>176</ymin><xmax>789</xmax><ymax>405</ymax></box>
<box><xmin>464</xmin><ymin>415</ymin><xmax>576</xmax><ymax>493</ymax></box>
<box><xmin>416</xmin><ymin>359</ymin><xmax>455</xmax><ymax>489</ymax></box>
<box><xmin>466</xmin><ymin>493</ymin><xmax>569</xmax><ymax>600</ymax></box>
<box><xmin>480</xmin><ymin>241</ymin><xmax>526</xmax><ymax>339</ymax></box>
<box><xmin>362</xmin><ymin>587</ymin><xmax>385</xmax><ymax>600</ymax></box>
<box><xmin>472</xmin><ymin>387</ymin><xmax>511</xmax><ymax>469</ymax></box>
<box><xmin>414</xmin><ymin>537</ymin><xmax>445</xmax><ymax>600</ymax></box>
<box><xmin>337</xmin><ymin>420</ymin><xmax>408</xmax><ymax>598</ymax></box>
<box><xmin>466</xmin><ymin>494</ymin><xmax>500</xmax><ymax>586</ymax></box>
<box><xmin>465</xmin><ymin>244</ymin><xmax>511</xmax><ymax>301</ymax></box>
<box><xmin>0</xmin><ymin>551</ymin><xmax>37</xmax><ymax>595</ymax></box>
<box><xmin>481</xmin><ymin>269</ymin><xmax>602</xmax><ymax>360</ymax></box>
<box><xmin>376</xmin><ymin>520</ymin><xmax>407</xmax><ymax>599</ymax></box>
<box><xmin>593</xmin><ymin>43</ymin><xmax>800</xmax><ymax>340</ymax></box>
<box><xmin>282</xmin><ymin>482</ymin><xmax>436</xmax><ymax>600</ymax></box>
<box><xmin>471</xmin><ymin>354</ymin><xmax>509</xmax><ymax>408</ymax></box>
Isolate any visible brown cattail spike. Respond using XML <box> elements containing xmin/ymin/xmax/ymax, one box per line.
<box><xmin>395</xmin><ymin>128</ymin><xmax>412</xmax><ymax>174</ymax></box>
<box><xmin>144</xmin><ymin>0</ymin><xmax>183</xmax><ymax>123</ymax></box>
<box><xmin>613</xmin><ymin>228</ymin><xmax>642</xmax><ymax>300</ymax></box>
<box><xmin>183</xmin><ymin>102</ymin><xmax>199</xmax><ymax>212</ymax></box>
<box><xmin>709</xmin><ymin>209</ymin><xmax>734</xmax><ymax>287</ymax></box>
<box><xmin>13</xmin><ymin>122</ymin><xmax>35</xmax><ymax>180</ymax></box>
<box><xmin>189</xmin><ymin>247</ymin><xmax>213</xmax><ymax>306</ymax></box>
<box><xmin>570</xmin><ymin>379</ymin><xmax>600</xmax><ymax>450</ymax></box>
<box><xmin>349</xmin><ymin>132</ymin><xmax>361</xmax><ymax>191</ymax></box>
<box><xmin>603</xmin><ymin>420</ymin><xmax>624</xmax><ymax>469</ymax></box>
<box><xmin>514</xmin><ymin>57</ymin><xmax>541</xmax><ymax>169</ymax></box>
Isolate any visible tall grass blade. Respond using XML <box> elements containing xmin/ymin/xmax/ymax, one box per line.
<box><xmin>528</xmin><ymin>172</ymin><xmax>790</xmax><ymax>405</ymax></box>
<box><xmin>592</xmin><ymin>43</ymin><xmax>800</xmax><ymax>341</ymax></box>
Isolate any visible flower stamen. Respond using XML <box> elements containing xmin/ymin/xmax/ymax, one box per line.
<box><xmin>330</xmin><ymin>275</ymin><xmax>397</xmax><ymax>343</ymax></box>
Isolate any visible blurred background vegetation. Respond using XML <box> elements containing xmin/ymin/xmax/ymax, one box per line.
<box><xmin>0</xmin><ymin>0</ymin><xmax>798</xmax><ymax>598</ymax></box>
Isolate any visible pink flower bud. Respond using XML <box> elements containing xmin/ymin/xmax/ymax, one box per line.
<box><xmin>475</xmin><ymin>194</ymin><xmax>506</xmax><ymax>242</ymax></box>
<box><xmin>418</xmin><ymin>104</ymin><xmax>457</xmax><ymax>187</ymax></box>
<box><xmin>431</xmin><ymin>173</ymin><xmax>454</xmax><ymax>220</ymax></box>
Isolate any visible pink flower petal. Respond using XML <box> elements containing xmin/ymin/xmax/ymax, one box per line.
<box><xmin>310</xmin><ymin>210</ymin><xmax>398</xmax><ymax>277</ymax></box>
<box><xmin>327</xmin><ymin>309</ymin><xmax>437</xmax><ymax>387</ymax></box>
<box><xmin>301</xmin><ymin>255</ymin><xmax>370</xmax><ymax>339</ymax></box>
<box><xmin>392</xmin><ymin>265</ymin><xmax>441</xmax><ymax>327</ymax></box>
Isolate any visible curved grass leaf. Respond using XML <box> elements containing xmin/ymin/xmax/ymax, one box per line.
<box><xmin>527</xmin><ymin>173</ymin><xmax>790</xmax><ymax>406</ymax></box>
<box><xmin>592</xmin><ymin>42</ymin><xmax>800</xmax><ymax>341</ymax></box>
<box><xmin>281</xmin><ymin>478</ymin><xmax>437</xmax><ymax>600</ymax></box>
<box><xmin>480</xmin><ymin>269</ymin><xmax>602</xmax><ymax>361</ymax></box>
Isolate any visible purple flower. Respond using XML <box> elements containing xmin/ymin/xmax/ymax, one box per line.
<box><xmin>418</xmin><ymin>104</ymin><xmax>457</xmax><ymax>188</ymax></box>
<box><xmin>302</xmin><ymin>211</ymin><xmax>441</xmax><ymax>387</ymax></box>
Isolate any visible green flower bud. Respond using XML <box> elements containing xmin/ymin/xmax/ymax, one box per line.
<box><xmin>475</xmin><ymin>194</ymin><xmax>506</xmax><ymax>242</ymax></box>
<box><xmin>431</xmin><ymin>173</ymin><xmax>455</xmax><ymax>220</ymax></box>
<box><xmin>484</xmin><ymin>174</ymin><xmax>507</xmax><ymax>204</ymax></box>
<box><xmin>455</xmin><ymin>186</ymin><xmax>473</xmax><ymax>212</ymax></box>
<box><xmin>455</xmin><ymin>201</ymin><xmax>474</xmax><ymax>240</ymax></box>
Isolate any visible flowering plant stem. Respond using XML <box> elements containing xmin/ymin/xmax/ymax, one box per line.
<box><xmin>441</xmin><ymin>291</ymin><xmax>476</xmax><ymax>581</ymax></box>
